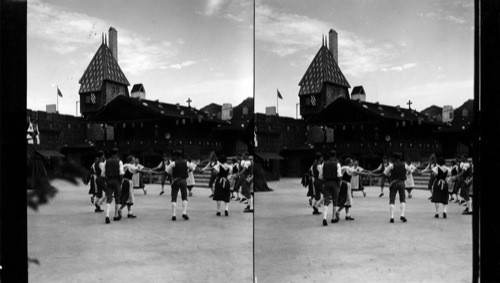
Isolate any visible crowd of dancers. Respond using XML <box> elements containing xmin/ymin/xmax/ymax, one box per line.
<box><xmin>86</xmin><ymin>148</ymin><xmax>254</xmax><ymax>224</ymax></box>
<box><xmin>303</xmin><ymin>150</ymin><xmax>474</xmax><ymax>226</ymax></box>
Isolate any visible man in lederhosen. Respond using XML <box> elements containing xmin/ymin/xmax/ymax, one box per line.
<box><xmin>384</xmin><ymin>152</ymin><xmax>411</xmax><ymax>223</ymax></box>
<box><xmin>240</xmin><ymin>152</ymin><xmax>254</xmax><ymax>213</ymax></box>
<box><xmin>101</xmin><ymin>148</ymin><xmax>124</xmax><ymax>224</ymax></box>
<box><xmin>166</xmin><ymin>150</ymin><xmax>193</xmax><ymax>221</ymax></box>
<box><xmin>457</xmin><ymin>154</ymin><xmax>473</xmax><ymax>215</ymax></box>
<box><xmin>92</xmin><ymin>151</ymin><xmax>107</xmax><ymax>212</ymax></box>
<box><xmin>318</xmin><ymin>150</ymin><xmax>342</xmax><ymax>226</ymax></box>
<box><xmin>152</xmin><ymin>154</ymin><xmax>172</xmax><ymax>196</ymax></box>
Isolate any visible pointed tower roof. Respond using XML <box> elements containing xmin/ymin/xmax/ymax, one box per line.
<box><xmin>78</xmin><ymin>43</ymin><xmax>130</xmax><ymax>94</ymax></box>
<box><xmin>298</xmin><ymin>45</ymin><xmax>350</xmax><ymax>96</ymax></box>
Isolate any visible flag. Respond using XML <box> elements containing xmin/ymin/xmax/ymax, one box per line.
<box><xmin>254</xmin><ymin>126</ymin><xmax>258</xmax><ymax>147</ymax></box>
<box><xmin>311</xmin><ymin>95</ymin><xmax>316</xmax><ymax>106</ymax></box>
<box><xmin>277</xmin><ymin>89</ymin><xmax>283</xmax><ymax>99</ymax></box>
<box><xmin>34</xmin><ymin>124</ymin><xmax>40</xmax><ymax>145</ymax></box>
<box><xmin>57</xmin><ymin>87</ymin><xmax>63</xmax><ymax>97</ymax></box>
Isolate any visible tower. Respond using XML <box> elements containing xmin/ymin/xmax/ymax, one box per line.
<box><xmin>328</xmin><ymin>29</ymin><xmax>338</xmax><ymax>63</ymax></box>
<box><xmin>108</xmin><ymin>27</ymin><xmax>118</xmax><ymax>62</ymax></box>
<box><xmin>298</xmin><ymin>29</ymin><xmax>350</xmax><ymax>119</ymax></box>
<box><xmin>78</xmin><ymin>28</ymin><xmax>129</xmax><ymax>117</ymax></box>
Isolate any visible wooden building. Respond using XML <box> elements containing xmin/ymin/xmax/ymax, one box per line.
<box><xmin>308</xmin><ymin>97</ymin><xmax>445</xmax><ymax>168</ymax></box>
<box><xmin>87</xmin><ymin>95</ymin><xmax>226</xmax><ymax>166</ymax></box>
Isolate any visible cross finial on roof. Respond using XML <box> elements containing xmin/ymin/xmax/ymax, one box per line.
<box><xmin>187</xmin><ymin>98</ymin><xmax>192</xmax><ymax>107</ymax></box>
<box><xmin>407</xmin><ymin>100</ymin><xmax>413</xmax><ymax>110</ymax></box>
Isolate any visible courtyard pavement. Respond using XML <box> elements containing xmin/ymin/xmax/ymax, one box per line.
<box><xmin>254</xmin><ymin>178</ymin><xmax>472</xmax><ymax>283</ymax></box>
<box><xmin>28</xmin><ymin>179</ymin><xmax>253</xmax><ymax>283</ymax></box>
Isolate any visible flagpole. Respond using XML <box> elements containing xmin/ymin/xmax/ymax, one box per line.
<box><xmin>276</xmin><ymin>88</ymin><xmax>279</xmax><ymax>115</ymax></box>
<box><xmin>56</xmin><ymin>85</ymin><xmax>59</xmax><ymax>113</ymax></box>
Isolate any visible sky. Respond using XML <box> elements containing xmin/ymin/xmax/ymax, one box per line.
<box><xmin>27</xmin><ymin>0</ymin><xmax>253</xmax><ymax>116</ymax></box>
<box><xmin>255</xmin><ymin>0</ymin><xmax>474</xmax><ymax>118</ymax></box>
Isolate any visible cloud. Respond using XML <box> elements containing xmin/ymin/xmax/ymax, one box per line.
<box><xmin>256</xmin><ymin>3</ymin><xmax>396</xmax><ymax>77</ymax></box>
<box><xmin>417</xmin><ymin>1</ymin><xmax>471</xmax><ymax>25</ymax></box>
<box><xmin>381</xmin><ymin>63</ymin><xmax>418</xmax><ymax>72</ymax></box>
<box><xmin>397</xmin><ymin>79</ymin><xmax>473</xmax><ymax>109</ymax></box>
<box><xmin>161</xmin><ymin>61</ymin><xmax>197</xmax><ymax>70</ymax></box>
<box><xmin>202</xmin><ymin>0</ymin><xmax>250</xmax><ymax>24</ymax></box>
<box><xmin>28</xmin><ymin>0</ymin><xmax>177</xmax><ymax>75</ymax></box>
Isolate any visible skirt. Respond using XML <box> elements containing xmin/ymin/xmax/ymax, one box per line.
<box><xmin>120</xmin><ymin>179</ymin><xmax>135</xmax><ymax>205</ymax></box>
<box><xmin>338</xmin><ymin>181</ymin><xmax>353</xmax><ymax>207</ymax></box>
<box><xmin>213</xmin><ymin>177</ymin><xmax>230</xmax><ymax>202</ymax></box>
<box><xmin>186</xmin><ymin>172</ymin><xmax>195</xmax><ymax>186</ymax></box>
<box><xmin>132</xmin><ymin>172</ymin><xmax>143</xmax><ymax>188</ymax></box>
<box><xmin>405</xmin><ymin>174</ymin><xmax>415</xmax><ymax>188</ymax></box>
<box><xmin>431</xmin><ymin>179</ymin><xmax>449</xmax><ymax>204</ymax></box>
<box><xmin>88</xmin><ymin>175</ymin><xmax>96</xmax><ymax>195</ymax></box>
<box><xmin>350</xmin><ymin>175</ymin><xmax>360</xmax><ymax>190</ymax></box>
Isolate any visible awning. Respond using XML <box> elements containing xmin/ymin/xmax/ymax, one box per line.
<box><xmin>36</xmin><ymin>150</ymin><xmax>65</xmax><ymax>158</ymax></box>
<box><xmin>255</xmin><ymin>152</ymin><xmax>284</xmax><ymax>160</ymax></box>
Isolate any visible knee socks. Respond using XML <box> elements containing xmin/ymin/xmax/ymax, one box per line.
<box><xmin>323</xmin><ymin>204</ymin><xmax>329</xmax><ymax>220</ymax></box>
<box><xmin>400</xmin><ymin>202</ymin><xmax>406</xmax><ymax>217</ymax></box>
<box><xmin>225</xmin><ymin>202</ymin><xmax>229</xmax><ymax>211</ymax></box>
<box><xmin>216</xmin><ymin>201</ymin><xmax>221</xmax><ymax>212</ymax></box>
<box><xmin>171</xmin><ymin>202</ymin><xmax>177</xmax><ymax>216</ymax></box>
<box><xmin>182</xmin><ymin>200</ymin><xmax>187</xmax><ymax>215</ymax></box>
<box><xmin>390</xmin><ymin>204</ymin><xmax>395</xmax><ymax>218</ymax></box>
<box><xmin>435</xmin><ymin>203</ymin><xmax>440</xmax><ymax>214</ymax></box>
<box><xmin>105</xmin><ymin>203</ymin><xmax>111</xmax><ymax>217</ymax></box>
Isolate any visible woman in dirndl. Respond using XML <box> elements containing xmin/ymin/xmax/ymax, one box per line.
<box><xmin>118</xmin><ymin>155</ymin><xmax>141</xmax><ymax>219</ymax></box>
<box><xmin>404</xmin><ymin>159</ymin><xmax>419</xmax><ymax>199</ymax></box>
<box><xmin>186</xmin><ymin>158</ymin><xmax>197</xmax><ymax>197</ymax></box>
<box><xmin>421</xmin><ymin>153</ymin><xmax>437</xmax><ymax>200</ymax></box>
<box><xmin>431</xmin><ymin>156</ymin><xmax>450</xmax><ymax>219</ymax></box>
<box><xmin>449</xmin><ymin>157</ymin><xmax>460</xmax><ymax>202</ymax></box>
<box><xmin>337</xmin><ymin>158</ymin><xmax>355</xmax><ymax>221</ymax></box>
<box><xmin>212</xmin><ymin>155</ymin><xmax>232</xmax><ymax>216</ymax></box>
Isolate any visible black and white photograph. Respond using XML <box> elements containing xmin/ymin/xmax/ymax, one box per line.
<box><xmin>4</xmin><ymin>0</ymin><xmax>500</xmax><ymax>282</ymax></box>
<box><xmin>26</xmin><ymin>0</ymin><xmax>254</xmax><ymax>282</ymax></box>
<box><xmin>254</xmin><ymin>0</ymin><xmax>474</xmax><ymax>282</ymax></box>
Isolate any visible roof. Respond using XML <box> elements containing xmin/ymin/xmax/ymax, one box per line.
<box><xmin>439</xmin><ymin>99</ymin><xmax>475</xmax><ymax>133</ymax></box>
<box><xmin>255</xmin><ymin>152</ymin><xmax>284</xmax><ymax>160</ymax></box>
<box><xmin>216</xmin><ymin>97</ymin><xmax>254</xmax><ymax>131</ymax></box>
<box><xmin>131</xmin><ymin>84</ymin><xmax>145</xmax><ymax>93</ymax></box>
<box><xmin>420</xmin><ymin>105</ymin><xmax>442</xmax><ymax>118</ymax></box>
<box><xmin>88</xmin><ymin>95</ymin><xmax>226</xmax><ymax>124</ymax></box>
<box><xmin>298</xmin><ymin>45</ymin><xmax>350</xmax><ymax>96</ymax></box>
<box><xmin>308</xmin><ymin>97</ymin><xmax>443</xmax><ymax>126</ymax></box>
<box><xmin>351</xmin><ymin>86</ymin><xmax>365</xmax><ymax>95</ymax></box>
<box><xmin>36</xmin><ymin>150</ymin><xmax>65</xmax><ymax>158</ymax></box>
<box><xmin>79</xmin><ymin>43</ymin><xmax>130</xmax><ymax>94</ymax></box>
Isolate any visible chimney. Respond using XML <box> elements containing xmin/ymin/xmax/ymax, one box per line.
<box><xmin>108</xmin><ymin>27</ymin><xmax>118</xmax><ymax>62</ymax></box>
<box><xmin>329</xmin><ymin>29</ymin><xmax>338</xmax><ymax>63</ymax></box>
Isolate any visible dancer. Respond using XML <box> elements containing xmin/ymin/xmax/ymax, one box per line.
<box><xmin>421</xmin><ymin>153</ymin><xmax>437</xmax><ymax>200</ymax></box>
<box><xmin>87</xmin><ymin>156</ymin><xmax>99</xmax><ymax>204</ymax></box>
<box><xmin>384</xmin><ymin>152</ymin><xmax>410</xmax><ymax>223</ymax></box>
<box><xmin>311</xmin><ymin>153</ymin><xmax>324</xmax><ymax>215</ymax></box>
<box><xmin>457</xmin><ymin>154</ymin><xmax>473</xmax><ymax>215</ymax></box>
<box><xmin>152</xmin><ymin>154</ymin><xmax>171</xmax><ymax>196</ymax></box>
<box><xmin>201</xmin><ymin>153</ymin><xmax>219</xmax><ymax>198</ymax></box>
<box><xmin>186</xmin><ymin>157</ymin><xmax>196</xmax><ymax>197</ymax></box>
<box><xmin>92</xmin><ymin>151</ymin><xmax>107</xmax><ymax>212</ymax></box>
<box><xmin>448</xmin><ymin>157</ymin><xmax>460</xmax><ymax>202</ymax></box>
<box><xmin>101</xmin><ymin>148</ymin><xmax>124</xmax><ymax>224</ymax></box>
<box><xmin>118</xmin><ymin>155</ymin><xmax>147</xmax><ymax>219</ymax></box>
<box><xmin>350</xmin><ymin>159</ymin><xmax>367</xmax><ymax>197</ymax></box>
<box><xmin>240</xmin><ymin>153</ymin><xmax>254</xmax><ymax>212</ymax></box>
<box><xmin>233</xmin><ymin>154</ymin><xmax>244</xmax><ymax>201</ymax></box>
<box><xmin>431</xmin><ymin>156</ymin><xmax>450</xmax><ymax>218</ymax></box>
<box><xmin>165</xmin><ymin>150</ymin><xmax>192</xmax><ymax>221</ymax></box>
<box><xmin>132</xmin><ymin>157</ymin><xmax>147</xmax><ymax>195</ymax></box>
<box><xmin>228</xmin><ymin>158</ymin><xmax>239</xmax><ymax>199</ymax></box>
<box><xmin>404</xmin><ymin>159</ymin><xmax>418</xmax><ymax>198</ymax></box>
<box><xmin>337</xmin><ymin>158</ymin><xmax>356</xmax><ymax>221</ymax></box>
<box><xmin>212</xmin><ymin>155</ymin><xmax>232</xmax><ymax>216</ymax></box>
<box><xmin>371</xmin><ymin>157</ymin><xmax>391</xmax><ymax>197</ymax></box>
<box><xmin>318</xmin><ymin>150</ymin><xmax>342</xmax><ymax>226</ymax></box>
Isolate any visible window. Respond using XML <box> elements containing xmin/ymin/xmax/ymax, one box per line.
<box><xmin>462</xmin><ymin>109</ymin><xmax>468</xmax><ymax>117</ymax></box>
<box><xmin>305</xmin><ymin>97</ymin><xmax>311</xmax><ymax>105</ymax></box>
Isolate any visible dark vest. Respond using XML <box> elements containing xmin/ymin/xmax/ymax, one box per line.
<box><xmin>105</xmin><ymin>156</ymin><xmax>121</xmax><ymax>178</ymax></box>
<box><xmin>341</xmin><ymin>171</ymin><xmax>352</xmax><ymax>182</ymax></box>
<box><xmin>391</xmin><ymin>161</ymin><xmax>407</xmax><ymax>181</ymax></box>
<box><xmin>462</xmin><ymin>163</ymin><xmax>472</xmax><ymax>178</ymax></box>
<box><xmin>312</xmin><ymin>162</ymin><xmax>320</xmax><ymax>179</ymax></box>
<box><xmin>323</xmin><ymin>159</ymin><xmax>339</xmax><ymax>180</ymax></box>
<box><xmin>232</xmin><ymin>164</ymin><xmax>239</xmax><ymax>174</ymax></box>
<box><xmin>124</xmin><ymin>166</ymin><xmax>134</xmax><ymax>180</ymax></box>
<box><xmin>172</xmin><ymin>160</ymin><xmax>188</xmax><ymax>179</ymax></box>
<box><xmin>94</xmin><ymin>161</ymin><xmax>102</xmax><ymax>176</ymax></box>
